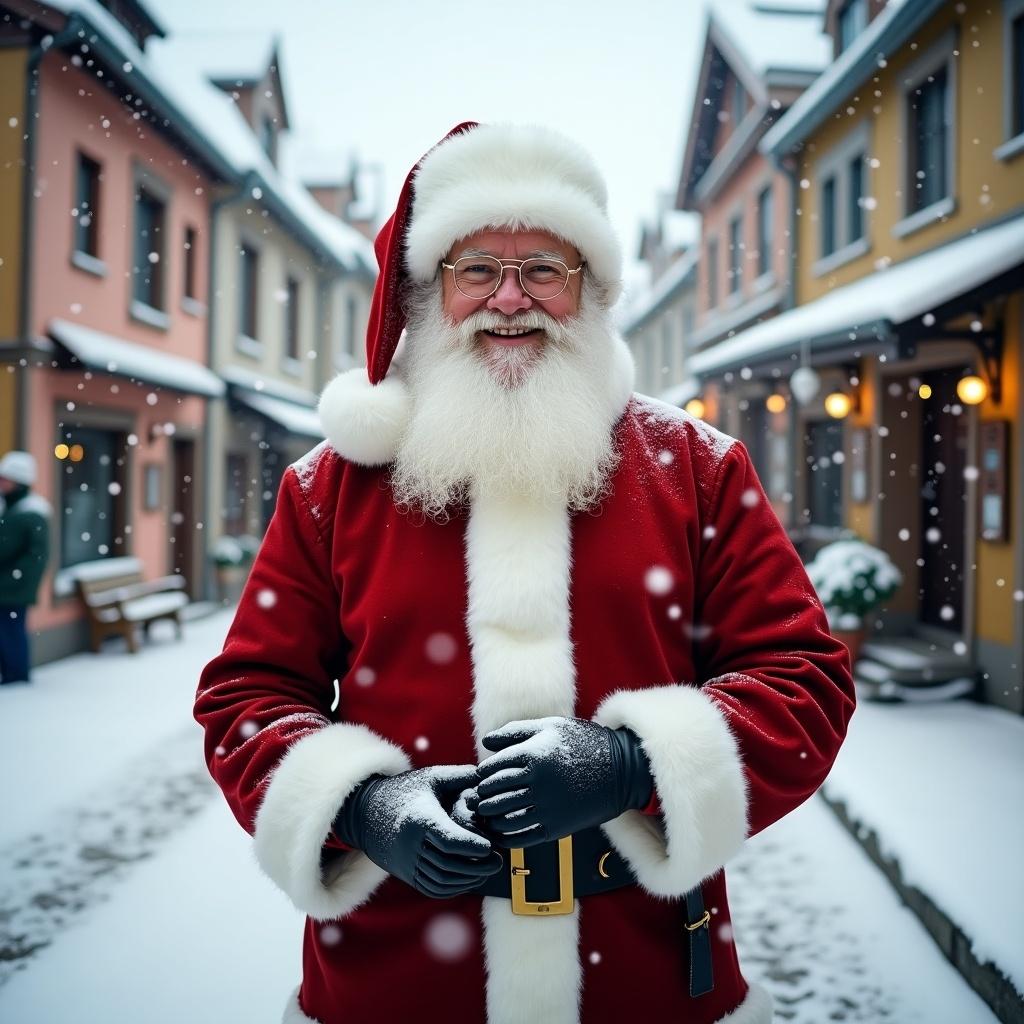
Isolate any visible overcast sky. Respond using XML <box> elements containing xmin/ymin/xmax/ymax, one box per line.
<box><xmin>152</xmin><ymin>0</ymin><xmax>725</xmax><ymax>294</ymax></box>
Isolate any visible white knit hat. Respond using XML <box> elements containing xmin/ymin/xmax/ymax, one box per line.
<box><xmin>0</xmin><ymin>450</ymin><xmax>37</xmax><ymax>486</ymax></box>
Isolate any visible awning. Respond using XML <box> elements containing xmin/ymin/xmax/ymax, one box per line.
<box><xmin>48</xmin><ymin>318</ymin><xmax>225</xmax><ymax>397</ymax></box>
<box><xmin>688</xmin><ymin>213</ymin><xmax>1024</xmax><ymax>378</ymax></box>
<box><xmin>231</xmin><ymin>388</ymin><xmax>322</xmax><ymax>440</ymax></box>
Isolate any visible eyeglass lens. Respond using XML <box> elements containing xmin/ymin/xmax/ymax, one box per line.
<box><xmin>453</xmin><ymin>256</ymin><xmax>569</xmax><ymax>300</ymax></box>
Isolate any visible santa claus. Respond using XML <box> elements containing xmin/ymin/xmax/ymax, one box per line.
<box><xmin>196</xmin><ymin>122</ymin><xmax>855</xmax><ymax>1024</ymax></box>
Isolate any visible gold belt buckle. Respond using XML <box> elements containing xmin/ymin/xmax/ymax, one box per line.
<box><xmin>509</xmin><ymin>835</ymin><xmax>574</xmax><ymax>916</ymax></box>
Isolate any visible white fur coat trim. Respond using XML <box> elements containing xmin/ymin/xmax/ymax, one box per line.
<box><xmin>593</xmin><ymin>684</ymin><xmax>749</xmax><ymax>898</ymax></box>
<box><xmin>466</xmin><ymin>490</ymin><xmax>582</xmax><ymax>1024</ymax></box>
<box><xmin>253</xmin><ymin>722</ymin><xmax>411</xmax><ymax>920</ymax></box>
<box><xmin>406</xmin><ymin>124</ymin><xmax>623</xmax><ymax>302</ymax></box>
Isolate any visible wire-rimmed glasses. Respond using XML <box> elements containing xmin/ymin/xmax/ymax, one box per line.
<box><xmin>440</xmin><ymin>255</ymin><xmax>585</xmax><ymax>301</ymax></box>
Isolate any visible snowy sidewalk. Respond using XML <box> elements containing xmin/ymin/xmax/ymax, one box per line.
<box><xmin>822</xmin><ymin>698</ymin><xmax>1024</xmax><ymax>1019</ymax></box>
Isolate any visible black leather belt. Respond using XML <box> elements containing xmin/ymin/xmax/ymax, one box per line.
<box><xmin>475</xmin><ymin>827</ymin><xmax>714</xmax><ymax>998</ymax></box>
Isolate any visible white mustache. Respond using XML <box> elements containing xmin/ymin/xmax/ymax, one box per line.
<box><xmin>452</xmin><ymin>308</ymin><xmax>572</xmax><ymax>348</ymax></box>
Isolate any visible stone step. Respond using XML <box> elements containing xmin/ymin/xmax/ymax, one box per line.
<box><xmin>858</xmin><ymin>638</ymin><xmax>973</xmax><ymax>683</ymax></box>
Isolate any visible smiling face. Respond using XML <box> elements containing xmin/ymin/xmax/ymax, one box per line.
<box><xmin>441</xmin><ymin>228</ymin><xmax>583</xmax><ymax>364</ymax></box>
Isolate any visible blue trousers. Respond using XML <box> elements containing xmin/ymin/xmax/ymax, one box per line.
<box><xmin>0</xmin><ymin>605</ymin><xmax>30</xmax><ymax>683</ymax></box>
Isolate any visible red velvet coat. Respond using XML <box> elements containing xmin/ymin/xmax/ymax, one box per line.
<box><xmin>196</xmin><ymin>382</ymin><xmax>855</xmax><ymax>1024</ymax></box>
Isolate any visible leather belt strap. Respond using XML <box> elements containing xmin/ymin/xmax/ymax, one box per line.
<box><xmin>476</xmin><ymin>826</ymin><xmax>714</xmax><ymax>998</ymax></box>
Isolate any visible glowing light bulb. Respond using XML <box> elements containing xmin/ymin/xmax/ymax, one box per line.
<box><xmin>918</xmin><ymin>383</ymin><xmax>932</xmax><ymax>399</ymax></box>
<box><xmin>956</xmin><ymin>375</ymin><xmax>988</xmax><ymax>405</ymax></box>
<box><xmin>766</xmin><ymin>393</ymin><xmax>787</xmax><ymax>413</ymax></box>
<box><xmin>824</xmin><ymin>391</ymin><xmax>853</xmax><ymax>419</ymax></box>
<box><xmin>685</xmin><ymin>398</ymin><xmax>706</xmax><ymax>419</ymax></box>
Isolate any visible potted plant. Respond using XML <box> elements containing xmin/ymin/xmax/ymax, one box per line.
<box><xmin>211</xmin><ymin>536</ymin><xmax>247</xmax><ymax>605</ymax></box>
<box><xmin>806</xmin><ymin>539</ymin><xmax>902</xmax><ymax>667</ymax></box>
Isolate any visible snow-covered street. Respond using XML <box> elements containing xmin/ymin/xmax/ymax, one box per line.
<box><xmin>0</xmin><ymin>610</ymin><xmax>1001</xmax><ymax>1023</ymax></box>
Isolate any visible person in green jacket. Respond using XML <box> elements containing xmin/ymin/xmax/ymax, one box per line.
<box><xmin>0</xmin><ymin>451</ymin><xmax>52</xmax><ymax>684</ymax></box>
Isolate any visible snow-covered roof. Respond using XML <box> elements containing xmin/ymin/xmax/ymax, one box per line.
<box><xmin>39</xmin><ymin>1</ymin><xmax>373</xmax><ymax>275</ymax></box>
<box><xmin>622</xmin><ymin>249</ymin><xmax>699</xmax><ymax>335</ymax></box>
<box><xmin>688</xmin><ymin>212</ymin><xmax>1024</xmax><ymax>377</ymax></box>
<box><xmin>220</xmin><ymin>365</ymin><xmax>318</xmax><ymax>407</ymax></box>
<box><xmin>47</xmin><ymin>319</ymin><xmax>226</xmax><ymax>397</ymax></box>
<box><xmin>761</xmin><ymin>0</ymin><xmax>945</xmax><ymax>155</ymax></box>
<box><xmin>712</xmin><ymin>1</ymin><xmax>831</xmax><ymax>78</ymax></box>
<box><xmin>232</xmin><ymin>390</ymin><xmax>322</xmax><ymax>440</ymax></box>
<box><xmin>166</xmin><ymin>31</ymin><xmax>277</xmax><ymax>85</ymax></box>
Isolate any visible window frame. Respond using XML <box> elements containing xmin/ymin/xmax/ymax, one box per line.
<box><xmin>893</xmin><ymin>26</ymin><xmax>958</xmax><ymax>239</ymax></box>
<box><xmin>282</xmin><ymin>274</ymin><xmax>302</xmax><ymax>375</ymax></box>
<box><xmin>237</xmin><ymin>235</ymin><xmax>262</xmax><ymax>356</ymax></box>
<box><xmin>837</xmin><ymin>0</ymin><xmax>868</xmax><ymax>55</ymax></box>
<box><xmin>706</xmin><ymin>235</ymin><xmax>719</xmax><ymax>311</ymax></box>
<box><xmin>727</xmin><ymin>213</ymin><xmax>742</xmax><ymax>296</ymax></box>
<box><xmin>755</xmin><ymin>183</ymin><xmax>773</xmax><ymax>282</ymax></box>
<box><xmin>129</xmin><ymin>165</ymin><xmax>171</xmax><ymax>328</ymax></box>
<box><xmin>812</xmin><ymin>120</ymin><xmax>872</xmax><ymax>277</ymax></box>
<box><xmin>72</xmin><ymin>150</ymin><xmax>102</xmax><ymax>266</ymax></box>
<box><xmin>995</xmin><ymin>0</ymin><xmax>1024</xmax><ymax>160</ymax></box>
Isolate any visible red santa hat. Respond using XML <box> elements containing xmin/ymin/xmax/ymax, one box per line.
<box><xmin>319</xmin><ymin>122</ymin><xmax>626</xmax><ymax>465</ymax></box>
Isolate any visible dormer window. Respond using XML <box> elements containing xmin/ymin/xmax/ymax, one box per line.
<box><xmin>260</xmin><ymin>115</ymin><xmax>276</xmax><ymax>163</ymax></box>
<box><xmin>837</xmin><ymin>0</ymin><xmax>867</xmax><ymax>54</ymax></box>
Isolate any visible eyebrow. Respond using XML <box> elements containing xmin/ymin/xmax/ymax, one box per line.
<box><xmin>451</xmin><ymin>247</ymin><xmax>568</xmax><ymax>261</ymax></box>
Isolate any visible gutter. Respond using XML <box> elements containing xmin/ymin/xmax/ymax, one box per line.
<box><xmin>16</xmin><ymin>14</ymin><xmax>85</xmax><ymax>448</ymax></box>
<box><xmin>761</xmin><ymin>0</ymin><xmax>947</xmax><ymax>158</ymax></box>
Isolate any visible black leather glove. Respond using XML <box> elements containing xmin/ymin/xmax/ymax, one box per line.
<box><xmin>468</xmin><ymin>717</ymin><xmax>654</xmax><ymax>849</ymax></box>
<box><xmin>332</xmin><ymin>764</ymin><xmax>504</xmax><ymax>898</ymax></box>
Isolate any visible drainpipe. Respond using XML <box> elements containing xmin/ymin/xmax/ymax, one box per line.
<box><xmin>200</xmin><ymin>172</ymin><xmax>255</xmax><ymax>602</ymax></box>
<box><xmin>16</xmin><ymin>15</ymin><xmax>86</xmax><ymax>449</ymax></box>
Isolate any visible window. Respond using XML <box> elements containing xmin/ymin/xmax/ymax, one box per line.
<box><xmin>813</xmin><ymin>121</ymin><xmax>872</xmax><ymax>269</ymax></box>
<box><xmin>133</xmin><ymin>187</ymin><xmax>165</xmax><ymax>309</ymax></box>
<box><xmin>821</xmin><ymin>176</ymin><xmax>837</xmax><ymax>257</ymax></box>
<box><xmin>731</xmin><ymin>75</ymin><xmax>746</xmax><ymax>127</ymax></box>
<box><xmin>1010</xmin><ymin>7</ymin><xmax>1024</xmax><ymax>139</ymax></box>
<box><xmin>728</xmin><ymin>216</ymin><xmax>742</xmax><ymax>294</ymax></box>
<box><xmin>284</xmin><ymin>276</ymin><xmax>301</xmax><ymax>361</ymax></box>
<box><xmin>74</xmin><ymin>152</ymin><xmax>101</xmax><ymax>258</ymax></box>
<box><xmin>706</xmin><ymin>237</ymin><xmax>719</xmax><ymax>309</ymax></box>
<box><xmin>756</xmin><ymin>185</ymin><xmax>772</xmax><ymax>278</ymax></box>
<box><xmin>58</xmin><ymin>426</ymin><xmax>125</xmax><ymax>568</ymax></box>
<box><xmin>660</xmin><ymin>322</ymin><xmax>674</xmax><ymax>382</ymax></box>
<box><xmin>345</xmin><ymin>294</ymin><xmax>358</xmax><ymax>357</ymax></box>
<box><xmin>239</xmin><ymin>243</ymin><xmax>259</xmax><ymax>341</ymax></box>
<box><xmin>908</xmin><ymin>65</ymin><xmax>949</xmax><ymax>212</ymax></box>
<box><xmin>224</xmin><ymin>453</ymin><xmax>249</xmax><ymax>536</ymax></box>
<box><xmin>805</xmin><ymin>419</ymin><xmax>843</xmax><ymax>528</ymax></box>
<box><xmin>682</xmin><ymin>305</ymin><xmax>695</xmax><ymax>345</ymax></box>
<box><xmin>847</xmin><ymin>155</ymin><xmax>864</xmax><ymax>243</ymax></box>
<box><xmin>183</xmin><ymin>226</ymin><xmax>198</xmax><ymax>301</ymax></box>
<box><xmin>837</xmin><ymin>0</ymin><xmax>868</xmax><ymax>54</ymax></box>
<box><xmin>260</xmin><ymin>115</ymin><xmax>276</xmax><ymax>163</ymax></box>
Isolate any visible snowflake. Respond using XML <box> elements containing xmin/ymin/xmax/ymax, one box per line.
<box><xmin>644</xmin><ymin>566</ymin><xmax>673</xmax><ymax>596</ymax></box>
<box><xmin>424</xmin><ymin>914</ymin><xmax>473</xmax><ymax>963</ymax></box>
<box><xmin>588</xmin><ymin>951</ymin><xmax>602</xmax><ymax>965</ymax></box>
<box><xmin>256</xmin><ymin>588</ymin><xmax>277</xmax><ymax>609</ymax></box>
<box><xmin>414</xmin><ymin>736</ymin><xmax>430</xmax><ymax>751</ymax></box>
<box><xmin>319</xmin><ymin>924</ymin><xmax>342</xmax><ymax>946</ymax></box>
<box><xmin>354</xmin><ymin>666</ymin><xmax>376</xmax><ymax>687</ymax></box>
<box><xmin>740</xmin><ymin>488</ymin><xmax>760</xmax><ymax>508</ymax></box>
<box><xmin>239</xmin><ymin>720</ymin><xmax>259</xmax><ymax>739</ymax></box>
<box><xmin>425</xmin><ymin>633</ymin><xmax>458</xmax><ymax>665</ymax></box>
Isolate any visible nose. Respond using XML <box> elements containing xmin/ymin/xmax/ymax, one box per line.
<box><xmin>487</xmin><ymin>266</ymin><xmax>533</xmax><ymax>316</ymax></box>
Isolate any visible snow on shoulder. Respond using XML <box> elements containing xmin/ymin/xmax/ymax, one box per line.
<box><xmin>630</xmin><ymin>393</ymin><xmax>737</xmax><ymax>465</ymax></box>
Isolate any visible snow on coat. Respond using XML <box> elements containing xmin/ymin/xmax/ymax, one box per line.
<box><xmin>196</xmin><ymin>390</ymin><xmax>855</xmax><ymax>1024</ymax></box>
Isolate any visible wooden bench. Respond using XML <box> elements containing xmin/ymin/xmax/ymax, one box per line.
<box><xmin>78</xmin><ymin>563</ymin><xmax>190</xmax><ymax>654</ymax></box>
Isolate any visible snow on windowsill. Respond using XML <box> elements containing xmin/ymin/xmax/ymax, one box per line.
<box><xmin>70</xmin><ymin>250</ymin><xmax>108</xmax><ymax>278</ymax></box>
<box><xmin>129</xmin><ymin>299</ymin><xmax>170</xmax><ymax>332</ymax></box>
<box><xmin>891</xmin><ymin>196</ymin><xmax>957</xmax><ymax>241</ymax></box>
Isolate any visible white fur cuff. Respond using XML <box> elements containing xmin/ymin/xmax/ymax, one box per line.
<box><xmin>253</xmin><ymin>722</ymin><xmax>412</xmax><ymax>920</ymax></box>
<box><xmin>593</xmin><ymin>684</ymin><xmax>749</xmax><ymax>898</ymax></box>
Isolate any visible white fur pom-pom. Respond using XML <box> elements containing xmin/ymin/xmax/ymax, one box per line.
<box><xmin>318</xmin><ymin>367</ymin><xmax>411</xmax><ymax>467</ymax></box>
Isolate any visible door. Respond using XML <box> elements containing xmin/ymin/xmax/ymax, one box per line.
<box><xmin>171</xmin><ymin>438</ymin><xmax>197</xmax><ymax>597</ymax></box>
<box><xmin>918</xmin><ymin>366</ymin><xmax>969</xmax><ymax>631</ymax></box>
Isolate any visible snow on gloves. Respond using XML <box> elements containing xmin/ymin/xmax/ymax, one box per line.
<box><xmin>332</xmin><ymin>765</ymin><xmax>504</xmax><ymax>899</ymax></box>
<box><xmin>467</xmin><ymin>716</ymin><xmax>654</xmax><ymax>849</ymax></box>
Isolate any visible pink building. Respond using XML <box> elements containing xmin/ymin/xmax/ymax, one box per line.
<box><xmin>3</xmin><ymin>1</ymin><xmax>229</xmax><ymax>662</ymax></box>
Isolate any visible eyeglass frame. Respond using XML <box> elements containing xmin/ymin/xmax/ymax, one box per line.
<box><xmin>439</xmin><ymin>253</ymin><xmax>586</xmax><ymax>301</ymax></box>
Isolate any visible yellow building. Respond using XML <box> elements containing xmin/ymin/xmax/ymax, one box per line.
<box><xmin>691</xmin><ymin>0</ymin><xmax>1023</xmax><ymax>711</ymax></box>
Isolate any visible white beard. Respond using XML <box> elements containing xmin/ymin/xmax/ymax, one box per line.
<box><xmin>391</xmin><ymin>283</ymin><xmax>624</xmax><ymax>519</ymax></box>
